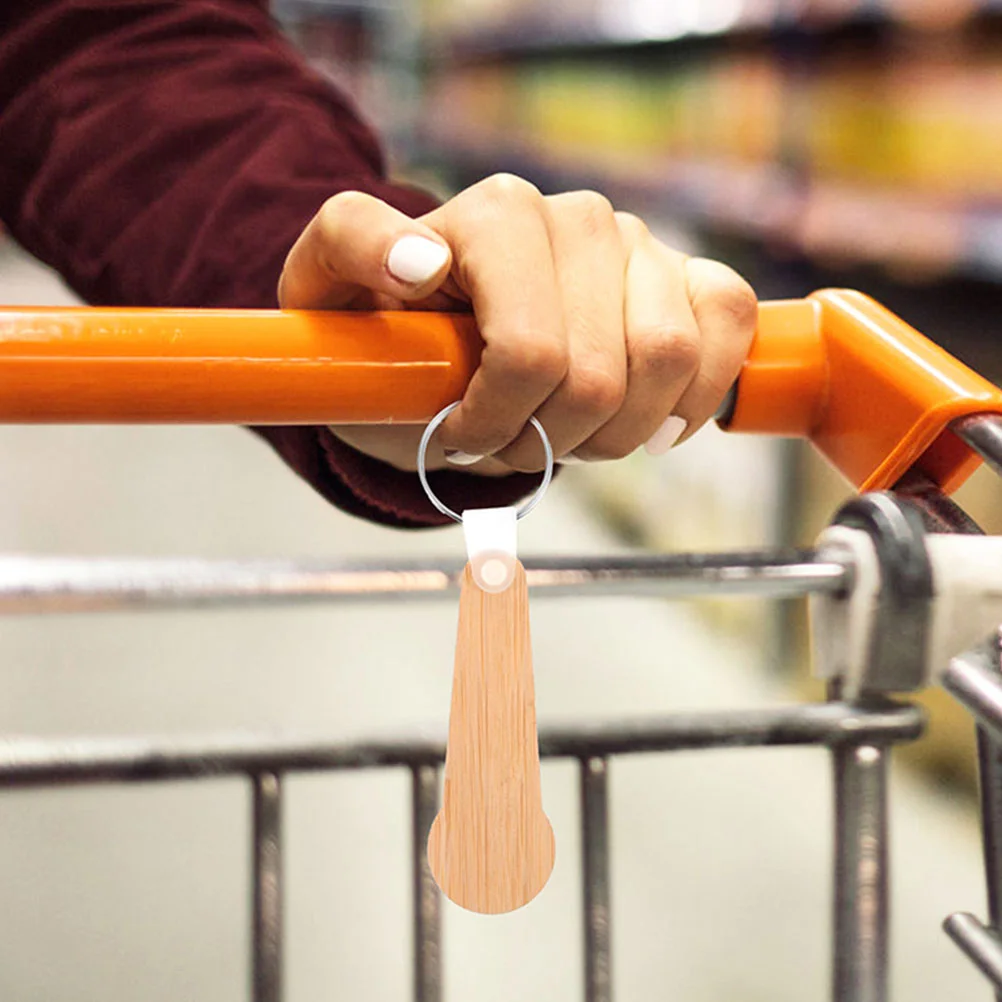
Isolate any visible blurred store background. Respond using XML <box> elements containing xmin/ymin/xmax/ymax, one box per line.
<box><xmin>274</xmin><ymin>0</ymin><xmax>1002</xmax><ymax>788</ymax></box>
<box><xmin>1</xmin><ymin>0</ymin><xmax>1002</xmax><ymax>999</ymax></box>
<box><xmin>417</xmin><ymin>0</ymin><xmax>1002</xmax><ymax>788</ymax></box>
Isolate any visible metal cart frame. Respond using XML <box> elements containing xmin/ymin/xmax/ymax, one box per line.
<box><xmin>2</xmin><ymin>417</ymin><xmax>1002</xmax><ymax>1002</ymax></box>
<box><xmin>4</xmin><ymin>291</ymin><xmax>1002</xmax><ymax>1001</ymax></box>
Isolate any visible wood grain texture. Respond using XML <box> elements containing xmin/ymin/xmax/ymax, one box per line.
<box><xmin>428</xmin><ymin>561</ymin><xmax>554</xmax><ymax>914</ymax></box>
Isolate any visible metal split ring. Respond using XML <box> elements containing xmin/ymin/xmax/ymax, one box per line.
<box><xmin>416</xmin><ymin>401</ymin><xmax>554</xmax><ymax>524</ymax></box>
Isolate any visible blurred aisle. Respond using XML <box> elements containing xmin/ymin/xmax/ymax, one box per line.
<box><xmin>0</xmin><ymin>238</ymin><xmax>989</xmax><ymax>1002</ymax></box>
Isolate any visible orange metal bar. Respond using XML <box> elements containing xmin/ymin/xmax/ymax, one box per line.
<box><xmin>724</xmin><ymin>290</ymin><xmax>1002</xmax><ymax>493</ymax></box>
<box><xmin>0</xmin><ymin>307</ymin><xmax>481</xmax><ymax>424</ymax></box>
<box><xmin>1</xmin><ymin>293</ymin><xmax>1000</xmax><ymax>494</ymax></box>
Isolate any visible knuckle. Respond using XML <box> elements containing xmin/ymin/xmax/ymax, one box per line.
<box><xmin>719</xmin><ymin>277</ymin><xmax>759</xmax><ymax>332</ymax></box>
<box><xmin>477</xmin><ymin>172</ymin><xmax>543</xmax><ymax>207</ymax></box>
<box><xmin>566</xmin><ymin>363</ymin><xmax>626</xmax><ymax>417</ymax></box>
<box><xmin>555</xmin><ymin>190</ymin><xmax>616</xmax><ymax>235</ymax></box>
<box><xmin>497</xmin><ymin>334</ymin><xmax>568</xmax><ymax>386</ymax></box>
<box><xmin>318</xmin><ymin>190</ymin><xmax>370</xmax><ymax>230</ymax></box>
<box><xmin>632</xmin><ymin>324</ymin><xmax>701</xmax><ymax>379</ymax></box>
<box><xmin>614</xmin><ymin>211</ymin><xmax>650</xmax><ymax>242</ymax></box>
<box><xmin>690</xmin><ymin>259</ymin><xmax>759</xmax><ymax>332</ymax></box>
<box><xmin>318</xmin><ymin>189</ymin><xmax>366</xmax><ymax>219</ymax></box>
<box><xmin>450</xmin><ymin>174</ymin><xmax>544</xmax><ymax>235</ymax></box>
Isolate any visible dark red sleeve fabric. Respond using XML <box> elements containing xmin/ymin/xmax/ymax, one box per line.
<box><xmin>0</xmin><ymin>0</ymin><xmax>541</xmax><ymax>528</ymax></box>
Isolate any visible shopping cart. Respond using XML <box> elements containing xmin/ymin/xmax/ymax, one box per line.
<box><xmin>3</xmin><ymin>289</ymin><xmax>1002</xmax><ymax>1002</ymax></box>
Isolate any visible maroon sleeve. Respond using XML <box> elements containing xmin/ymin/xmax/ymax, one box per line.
<box><xmin>0</xmin><ymin>0</ymin><xmax>542</xmax><ymax>528</ymax></box>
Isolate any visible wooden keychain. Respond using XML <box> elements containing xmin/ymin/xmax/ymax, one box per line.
<box><xmin>417</xmin><ymin>403</ymin><xmax>555</xmax><ymax>914</ymax></box>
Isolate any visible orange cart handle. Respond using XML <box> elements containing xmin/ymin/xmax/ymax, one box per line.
<box><xmin>0</xmin><ymin>306</ymin><xmax>482</xmax><ymax>426</ymax></box>
<box><xmin>1</xmin><ymin>291</ymin><xmax>1000</xmax><ymax>493</ymax></box>
<box><xmin>723</xmin><ymin>290</ymin><xmax>1002</xmax><ymax>493</ymax></box>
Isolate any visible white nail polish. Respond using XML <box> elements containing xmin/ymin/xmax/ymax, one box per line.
<box><xmin>387</xmin><ymin>236</ymin><xmax>449</xmax><ymax>285</ymax></box>
<box><xmin>445</xmin><ymin>450</ymin><xmax>485</xmax><ymax>467</ymax></box>
<box><xmin>644</xmin><ymin>415</ymin><xmax>688</xmax><ymax>456</ymax></box>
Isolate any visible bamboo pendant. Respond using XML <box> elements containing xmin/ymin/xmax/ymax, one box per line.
<box><xmin>428</xmin><ymin>559</ymin><xmax>555</xmax><ymax>914</ymax></box>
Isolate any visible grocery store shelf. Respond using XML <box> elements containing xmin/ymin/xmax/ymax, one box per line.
<box><xmin>429</xmin><ymin>0</ymin><xmax>1002</xmax><ymax>61</ymax></box>
<box><xmin>419</xmin><ymin>132</ymin><xmax>1002</xmax><ymax>282</ymax></box>
<box><xmin>273</xmin><ymin>0</ymin><xmax>393</xmax><ymax>21</ymax></box>
<box><xmin>430</xmin><ymin>13</ymin><xmax>773</xmax><ymax>60</ymax></box>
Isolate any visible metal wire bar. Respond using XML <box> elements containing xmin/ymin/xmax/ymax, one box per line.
<box><xmin>943</xmin><ymin>639</ymin><xmax>1002</xmax><ymax>746</ymax></box>
<box><xmin>954</xmin><ymin>414</ymin><xmax>1002</xmax><ymax>483</ymax></box>
<box><xmin>895</xmin><ymin>466</ymin><xmax>1002</xmax><ymax>999</ymax></box>
<box><xmin>944</xmin><ymin>634</ymin><xmax>1002</xmax><ymax>1002</ymax></box>
<box><xmin>581</xmin><ymin>757</ymin><xmax>612</xmax><ymax>1002</ymax></box>
<box><xmin>252</xmin><ymin>772</ymin><xmax>283</xmax><ymax>1002</ymax></box>
<box><xmin>978</xmin><ymin>728</ymin><xmax>1002</xmax><ymax>1002</ymax></box>
<box><xmin>832</xmin><ymin>743</ymin><xmax>889</xmax><ymax>1002</ymax></box>
<box><xmin>537</xmin><ymin>704</ymin><xmax>923</xmax><ymax>757</ymax></box>
<box><xmin>0</xmin><ymin>704</ymin><xmax>924</xmax><ymax>789</ymax></box>
<box><xmin>412</xmin><ymin>766</ymin><xmax>442</xmax><ymax>1002</ymax></box>
<box><xmin>944</xmin><ymin>913</ymin><xmax>1002</xmax><ymax>993</ymax></box>
<box><xmin>0</xmin><ymin>551</ymin><xmax>847</xmax><ymax>614</ymax></box>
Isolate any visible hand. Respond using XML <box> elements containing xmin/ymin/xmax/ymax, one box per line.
<box><xmin>278</xmin><ymin>174</ymin><xmax>757</xmax><ymax>474</ymax></box>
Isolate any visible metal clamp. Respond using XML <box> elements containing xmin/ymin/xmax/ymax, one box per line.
<box><xmin>813</xmin><ymin>487</ymin><xmax>1002</xmax><ymax>697</ymax></box>
<box><xmin>812</xmin><ymin>493</ymin><xmax>934</xmax><ymax>697</ymax></box>
<box><xmin>834</xmin><ymin>494</ymin><xmax>934</xmax><ymax>695</ymax></box>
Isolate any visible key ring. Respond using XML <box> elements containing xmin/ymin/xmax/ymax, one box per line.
<box><xmin>417</xmin><ymin>401</ymin><xmax>554</xmax><ymax>523</ymax></box>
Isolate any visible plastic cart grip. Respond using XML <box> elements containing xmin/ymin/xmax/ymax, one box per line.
<box><xmin>0</xmin><ymin>290</ymin><xmax>1000</xmax><ymax>493</ymax></box>
<box><xmin>0</xmin><ymin>306</ymin><xmax>482</xmax><ymax>424</ymax></box>
<box><xmin>721</xmin><ymin>290</ymin><xmax>1002</xmax><ymax>493</ymax></box>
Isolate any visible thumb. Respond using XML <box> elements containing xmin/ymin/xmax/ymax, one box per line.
<box><xmin>278</xmin><ymin>191</ymin><xmax>453</xmax><ymax>309</ymax></box>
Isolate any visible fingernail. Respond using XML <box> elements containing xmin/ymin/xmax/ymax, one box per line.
<box><xmin>644</xmin><ymin>415</ymin><xmax>688</xmax><ymax>456</ymax></box>
<box><xmin>387</xmin><ymin>235</ymin><xmax>449</xmax><ymax>285</ymax></box>
<box><xmin>559</xmin><ymin>453</ymin><xmax>587</xmax><ymax>465</ymax></box>
<box><xmin>445</xmin><ymin>450</ymin><xmax>485</xmax><ymax>467</ymax></box>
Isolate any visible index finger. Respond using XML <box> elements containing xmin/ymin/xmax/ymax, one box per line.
<box><xmin>423</xmin><ymin>174</ymin><xmax>567</xmax><ymax>458</ymax></box>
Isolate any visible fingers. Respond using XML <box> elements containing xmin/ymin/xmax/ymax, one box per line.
<box><xmin>278</xmin><ymin>191</ymin><xmax>452</xmax><ymax>309</ymax></box>
<box><xmin>424</xmin><ymin>183</ymin><xmax>755</xmax><ymax>471</ymax></box>
<box><xmin>422</xmin><ymin>174</ymin><xmax>568</xmax><ymax>459</ymax></box>
<box><xmin>495</xmin><ymin>190</ymin><xmax>628</xmax><ymax>470</ymax></box>
<box><xmin>670</xmin><ymin>257</ymin><xmax>758</xmax><ymax>442</ymax></box>
<box><xmin>559</xmin><ymin>215</ymin><xmax>756</xmax><ymax>464</ymax></box>
<box><xmin>570</xmin><ymin>213</ymin><xmax>702</xmax><ymax>462</ymax></box>
<box><xmin>286</xmin><ymin>178</ymin><xmax>757</xmax><ymax>480</ymax></box>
